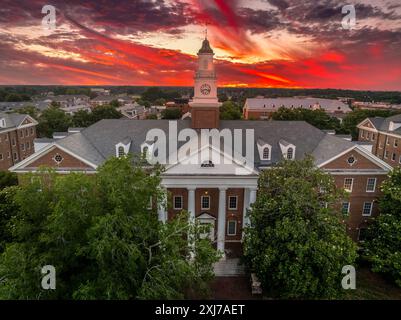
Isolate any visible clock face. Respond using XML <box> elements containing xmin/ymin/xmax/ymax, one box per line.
<box><xmin>200</xmin><ymin>83</ymin><xmax>211</xmax><ymax>95</ymax></box>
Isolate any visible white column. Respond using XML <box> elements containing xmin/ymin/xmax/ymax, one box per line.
<box><xmin>217</xmin><ymin>187</ymin><xmax>227</xmax><ymax>256</ymax></box>
<box><xmin>157</xmin><ymin>189</ymin><xmax>167</xmax><ymax>223</ymax></box>
<box><xmin>246</xmin><ymin>187</ymin><xmax>257</xmax><ymax>227</ymax></box>
<box><xmin>241</xmin><ymin>188</ymin><xmax>250</xmax><ymax>240</ymax></box>
<box><xmin>187</xmin><ymin>187</ymin><xmax>196</xmax><ymax>259</ymax></box>
<box><xmin>188</xmin><ymin>187</ymin><xmax>196</xmax><ymax>224</ymax></box>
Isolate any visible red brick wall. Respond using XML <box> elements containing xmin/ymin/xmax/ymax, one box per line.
<box><xmin>26</xmin><ymin>147</ymin><xmax>92</xmax><ymax>169</ymax></box>
<box><xmin>0</xmin><ymin>126</ymin><xmax>36</xmax><ymax>170</ymax></box>
<box><xmin>167</xmin><ymin>187</ymin><xmax>245</xmax><ymax>242</ymax></box>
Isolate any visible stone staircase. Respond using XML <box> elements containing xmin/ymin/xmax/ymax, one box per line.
<box><xmin>213</xmin><ymin>258</ymin><xmax>246</xmax><ymax>277</ymax></box>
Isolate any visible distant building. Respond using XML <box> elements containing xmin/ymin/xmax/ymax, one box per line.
<box><xmin>0</xmin><ymin>112</ymin><xmax>38</xmax><ymax>170</ymax></box>
<box><xmin>118</xmin><ymin>103</ymin><xmax>148</xmax><ymax>120</ymax></box>
<box><xmin>61</xmin><ymin>104</ymin><xmax>92</xmax><ymax>115</ymax></box>
<box><xmin>243</xmin><ymin>97</ymin><xmax>351</xmax><ymax>120</ymax></box>
<box><xmin>353</xmin><ymin>101</ymin><xmax>401</xmax><ymax>110</ymax></box>
<box><xmin>50</xmin><ymin>95</ymin><xmax>90</xmax><ymax>108</ymax></box>
<box><xmin>357</xmin><ymin>114</ymin><xmax>401</xmax><ymax>168</ymax></box>
<box><xmin>90</xmin><ymin>88</ymin><xmax>111</xmax><ymax>96</ymax></box>
<box><xmin>91</xmin><ymin>95</ymin><xmax>133</xmax><ymax>107</ymax></box>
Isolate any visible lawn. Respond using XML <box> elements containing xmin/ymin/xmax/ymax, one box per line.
<box><xmin>344</xmin><ymin>267</ymin><xmax>401</xmax><ymax>300</ymax></box>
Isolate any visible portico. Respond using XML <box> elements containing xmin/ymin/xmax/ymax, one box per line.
<box><xmin>160</xmin><ymin>175</ymin><xmax>258</xmax><ymax>257</ymax></box>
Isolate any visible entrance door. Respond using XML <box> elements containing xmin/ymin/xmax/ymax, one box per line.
<box><xmin>197</xmin><ymin>213</ymin><xmax>216</xmax><ymax>242</ymax></box>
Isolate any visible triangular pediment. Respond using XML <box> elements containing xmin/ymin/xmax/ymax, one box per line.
<box><xmin>165</xmin><ymin>143</ymin><xmax>257</xmax><ymax>176</ymax></box>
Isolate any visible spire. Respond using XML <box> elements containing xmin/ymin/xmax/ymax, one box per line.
<box><xmin>198</xmin><ymin>31</ymin><xmax>214</xmax><ymax>54</ymax></box>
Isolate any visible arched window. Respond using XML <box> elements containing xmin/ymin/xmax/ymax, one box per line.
<box><xmin>118</xmin><ymin>146</ymin><xmax>125</xmax><ymax>157</ymax></box>
<box><xmin>262</xmin><ymin>147</ymin><xmax>270</xmax><ymax>160</ymax></box>
<box><xmin>287</xmin><ymin>147</ymin><xmax>294</xmax><ymax>160</ymax></box>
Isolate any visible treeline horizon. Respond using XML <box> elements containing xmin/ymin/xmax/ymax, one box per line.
<box><xmin>1</xmin><ymin>86</ymin><xmax>401</xmax><ymax>104</ymax></box>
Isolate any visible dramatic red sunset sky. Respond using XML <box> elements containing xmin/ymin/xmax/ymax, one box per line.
<box><xmin>0</xmin><ymin>0</ymin><xmax>400</xmax><ymax>90</ymax></box>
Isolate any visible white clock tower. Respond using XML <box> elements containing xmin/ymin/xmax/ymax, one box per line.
<box><xmin>190</xmin><ymin>36</ymin><xmax>222</xmax><ymax>129</ymax></box>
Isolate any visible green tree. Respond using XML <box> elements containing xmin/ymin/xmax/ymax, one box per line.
<box><xmin>272</xmin><ymin>108</ymin><xmax>341</xmax><ymax>131</ymax></box>
<box><xmin>161</xmin><ymin>108</ymin><xmax>181</xmax><ymax>120</ymax></box>
<box><xmin>16</xmin><ymin>106</ymin><xmax>39</xmax><ymax>119</ymax></box>
<box><xmin>364</xmin><ymin>168</ymin><xmax>401</xmax><ymax>287</ymax></box>
<box><xmin>243</xmin><ymin>157</ymin><xmax>357</xmax><ymax>299</ymax></box>
<box><xmin>220</xmin><ymin>101</ymin><xmax>242</xmax><ymax>120</ymax></box>
<box><xmin>0</xmin><ymin>157</ymin><xmax>218</xmax><ymax>299</ymax></box>
<box><xmin>72</xmin><ymin>110</ymin><xmax>93</xmax><ymax>127</ymax></box>
<box><xmin>109</xmin><ymin>100</ymin><xmax>121</xmax><ymax>108</ymax></box>
<box><xmin>90</xmin><ymin>105</ymin><xmax>122</xmax><ymax>123</ymax></box>
<box><xmin>0</xmin><ymin>172</ymin><xmax>18</xmax><ymax>190</ymax></box>
<box><xmin>341</xmin><ymin>109</ymin><xmax>401</xmax><ymax>139</ymax></box>
<box><xmin>37</xmin><ymin>106</ymin><xmax>73</xmax><ymax>138</ymax></box>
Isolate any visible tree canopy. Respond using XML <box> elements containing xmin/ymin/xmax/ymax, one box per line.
<box><xmin>0</xmin><ymin>156</ymin><xmax>218</xmax><ymax>299</ymax></box>
<box><xmin>243</xmin><ymin>156</ymin><xmax>357</xmax><ymax>299</ymax></box>
<box><xmin>220</xmin><ymin>101</ymin><xmax>242</xmax><ymax>120</ymax></box>
<box><xmin>364</xmin><ymin>168</ymin><xmax>401</xmax><ymax>287</ymax></box>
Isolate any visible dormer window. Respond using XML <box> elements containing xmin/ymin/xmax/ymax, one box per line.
<box><xmin>287</xmin><ymin>147</ymin><xmax>294</xmax><ymax>160</ymax></box>
<box><xmin>279</xmin><ymin>139</ymin><xmax>295</xmax><ymax>160</ymax></box>
<box><xmin>118</xmin><ymin>146</ymin><xmax>125</xmax><ymax>157</ymax></box>
<box><xmin>257</xmin><ymin>139</ymin><xmax>271</xmax><ymax>161</ymax></box>
<box><xmin>115</xmin><ymin>137</ymin><xmax>131</xmax><ymax>157</ymax></box>
<box><xmin>262</xmin><ymin>147</ymin><xmax>270</xmax><ymax>160</ymax></box>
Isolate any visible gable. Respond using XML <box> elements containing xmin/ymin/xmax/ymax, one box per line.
<box><xmin>358</xmin><ymin>119</ymin><xmax>377</xmax><ymax>130</ymax></box>
<box><xmin>11</xmin><ymin>145</ymin><xmax>95</xmax><ymax>172</ymax></box>
<box><xmin>322</xmin><ymin>149</ymin><xmax>383</xmax><ymax>170</ymax></box>
<box><xmin>165</xmin><ymin>143</ymin><xmax>257</xmax><ymax>176</ymax></box>
<box><xmin>21</xmin><ymin>117</ymin><xmax>33</xmax><ymax>126</ymax></box>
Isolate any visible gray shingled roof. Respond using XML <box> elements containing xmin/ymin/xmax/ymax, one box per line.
<box><xmin>0</xmin><ymin>112</ymin><xmax>28</xmax><ymax>131</ymax></box>
<box><xmin>50</xmin><ymin>119</ymin><xmax>356</xmax><ymax>169</ymax></box>
<box><xmin>367</xmin><ymin>114</ymin><xmax>401</xmax><ymax>134</ymax></box>
<box><xmin>245</xmin><ymin>97</ymin><xmax>351</xmax><ymax>113</ymax></box>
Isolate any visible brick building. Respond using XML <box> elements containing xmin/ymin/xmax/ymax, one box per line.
<box><xmin>0</xmin><ymin>112</ymin><xmax>38</xmax><ymax>171</ymax></box>
<box><xmin>9</xmin><ymin>38</ymin><xmax>392</xmax><ymax>257</ymax></box>
<box><xmin>357</xmin><ymin>114</ymin><xmax>401</xmax><ymax>168</ymax></box>
<box><xmin>243</xmin><ymin>97</ymin><xmax>351</xmax><ymax>120</ymax></box>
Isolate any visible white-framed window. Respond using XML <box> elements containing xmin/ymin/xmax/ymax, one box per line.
<box><xmin>7</xmin><ymin>152</ymin><xmax>10</xmax><ymax>158</ymax></box>
<box><xmin>118</xmin><ymin>146</ymin><xmax>125</xmax><ymax>157</ymax></box>
<box><xmin>13</xmin><ymin>152</ymin><xmax>18</xmax><ymax>160</ymax></box>
<box><xmin>392</xmin><ymin>153</ymin><xmax>396</xmax><ymax>162</ymax></box>
<box><xmin>30</xmin><ymin>128</ymin><xmax>34</xmax><ymax>135</ymax></box>
<box><xmin>361</xmin><ymin>130</ymin><xmax>365</xmax><ymax>138</ymax></box>
<box><xmin>372</xmin><ymin>133</ymin><xmax>375</xmax><ymax>141</ymax></box>
<box><xmin>367</xmin><ymin>132</ymin><xmax>371</xmax><ymax>140</ymax></box>
<box><xmin>228</xmin><ymin>196</ymin><xmax>238</xmax><ymax>210</ymax></box>
<box><xmin>25</xmin><ymin>129</ymin><xmax>28</xmax><ymax>136</ymax></box>
<box><xmin>386</xmin><ymin>138</ymin><xmax>390</xmax><ymax>145</ymax></box>
<box><xmin>262</xmin><ymin>147</ymin><xmax>270</xmax><ymax>160</ymax></box>
<box><xmin>26</xmin><ymin>141</ymin><xmax>30</xmax><ymax>149</ymax></box>
<box><xmin>342</xmin><ymin>202</ymin><xmax>350</xmax><ymax>214</ymax></box>
<box><xmin>287</xmin><ymin>147</ymin><xmax>294</xmax><ymax>160</ymax></box>
<box><xmin>227</xmin><ymin>220</ymin><xmax>237</xmax><ymax>236</ymax></box>
<box><xmin>394</xmin><ymin>139</ymin><xmax>399</xmax><ymax>148</ymax></box>
<box><xmin>343</xmin><ymin>178</ymin><xmax>353</xmax><ymax>192</ymax></box>
<box><xmin>379</xmin><ymin>141</ymin><xmax>383</xmax><ymax>149</ymax></box>
<box><xmin>366</xmin><ymin>178</ymin><xmax>377</xmax><ymax>192</ymax></box>
<box><xmin>20</xmin><ymin>130</ymin><xmax>23</xmax><ymax>138</ymax></box>
<box><xmin>384</xmin><ymin>150</ymin><xmax>389</xmax><ymax>159</ymax></box>
<box><xmin>0</xmin><ymin>153</ymin><xmax>3</xmax><ymax>161</ymax></box>
<box><xmin>362</xmin><ymin>202</ymin><xmax>373</xmax><ymax>216</ymax></box>
<box><xmin>201</xmin><ymin>195</ymin><xmax>210</xmax><ymax>210</ymax></box>
<box><xmin>173</xmin><ymin>196</ymin><xmax>183</xmax><ymax>210</ymax></box>
<box><xmin>21</xmin><ymin>143</ymin><xmax>25</xmax><ymax>151</ymax></box>
<box><xmin>12</xmin><ymin>138</ymin><xmax>16</xmax><ymax>146</ymax></box>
